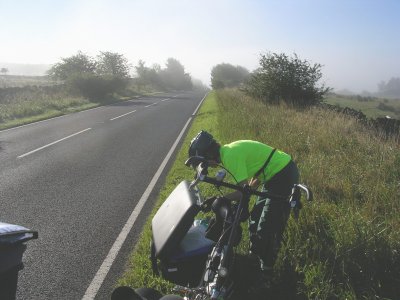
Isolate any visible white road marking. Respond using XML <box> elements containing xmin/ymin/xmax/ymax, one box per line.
<box><xmin>110</xmin><ymin>110</ymin><xmax>137</xmax><ymax>121</ymax></box>
<box><xmin>82</xmin><ymin>92</ymin><xmax>208</xmax><ymax>300</ymax></box>
<box><xmin>145</xmin><ymin>103</ymin><xmax>157</xmax><ymax>108</ymax></box>
<box><xmin>192</xmin><ymin>93</ymin><xmax>207</xmax><ymax>115</ymax></box>
<box><xmin>17</xmin><ymin>128</ymin><xmax>92</xmax><ymax>158</ymax></box>
<box><xmin>161</xmin><ymin>98</ymin><xmax>170</xmax><ymax>102</ymax></box>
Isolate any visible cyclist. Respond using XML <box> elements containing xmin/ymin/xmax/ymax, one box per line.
<box><xmin>188</xmin><ymin>130</ymin><xmax>299</xmax><ymax>286</ymax></box>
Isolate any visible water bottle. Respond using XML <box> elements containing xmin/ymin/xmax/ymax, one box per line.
<box><xmin>215</xmin><ymin>170</ymin><xmax>226</xmax><ymax>182</ymax></box>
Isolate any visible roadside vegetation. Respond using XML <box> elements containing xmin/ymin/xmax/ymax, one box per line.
<box><xmin>119</xmin><ymin>89</ymin><xmax>399</xmax><ymax>299</ymax></box>
<box><xmin>213</xmin><ymin>89</ymin><xmax>399</xmax><ymax>299</ymax></box>
<box><xmin>119</xmin><ymin>51</ymin><xmax>399</xmax><ymax>299</ymax></box>
<box><xmin>0</xmin><ymin>51</ymin><xmax>207</xmax><ymax>130</ymax></box>
<box><xmin>244</xmin><ymin>52</ymin><xmax>330</xmax><ymax>107</ymax></box>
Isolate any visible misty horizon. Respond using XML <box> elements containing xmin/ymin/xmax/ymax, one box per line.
<box><xmin>1</xmin><ymin>60</ymin><xmax>398</xmax><ymax>96</ymax></box>
<box><xmin>1</xmin><ymin>0</ymin><xmax>399</xmax><ymax>94</ymax></box>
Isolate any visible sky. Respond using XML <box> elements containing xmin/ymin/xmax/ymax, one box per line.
<box><xmin>1</xmin><ymin>0</ymin><xmax>399</xmax><ymax>93</ymax></box>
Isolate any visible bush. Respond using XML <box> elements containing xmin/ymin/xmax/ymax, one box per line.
<box><xmin>69</xmin><ymin>74</ymin><xmax>128</xmax><ymax>100</ymax></box>
<box><xmin>377</xmin><ymin>102</ymin><xmax>396</xmax><ymax>112</ymax></box>
<box><xmin>245</xmin><ymin>52</ymin><xmax>330</xmax><ymax>107</ymax></box>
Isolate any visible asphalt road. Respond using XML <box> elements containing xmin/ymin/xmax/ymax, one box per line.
<box><xmin>0</xmin><ymin>91</ymin><xmax>205</xmax><ymax>300</ymax></box>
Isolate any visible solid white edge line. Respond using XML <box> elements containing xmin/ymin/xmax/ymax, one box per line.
<box><xmin>192</xmin><ymin>92</ymin><xmax>208</xmax><ymax>115</ymax></box>
<box><xmin>82</xmin><ymin>92</ymin><xmax>208</xmax><ymax>300</ymax></box>
<box><xmin>110</xmin><ymin>110</ymin><xmax>137</xmax><ymax>121</ymax></box>
<box><xmin>17</xmin><ymin>128</ymin><xmax>92</xmax><ymax>158</ymax></box>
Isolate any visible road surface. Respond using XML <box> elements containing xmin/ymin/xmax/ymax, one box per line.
<box><xmin>0</xmin><ymin>91</ymin><xmax>205</xmax><ymax>299</ymax></box>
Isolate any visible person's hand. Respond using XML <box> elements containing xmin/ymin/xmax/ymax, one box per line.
<box><xmin>249</xmin><ymin>177</ymin><xmax>260</xmax><ymax>188</ymax></box>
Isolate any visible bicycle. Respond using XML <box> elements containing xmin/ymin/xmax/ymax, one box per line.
<box><xmin>149</xmin><ymin>156</ymin><xmax>312</xmax><ymax>300</ymax></box>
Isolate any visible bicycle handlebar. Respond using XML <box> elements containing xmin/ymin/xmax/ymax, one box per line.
<box><xmin>188</xmin><ymin>159</ymin><xmax>266</xmax><ymax>197</ymax></box>
<box><xmin>186</xmin><ymin>157</ymin><xmax>312</xmax><ymax>202</ymax></box>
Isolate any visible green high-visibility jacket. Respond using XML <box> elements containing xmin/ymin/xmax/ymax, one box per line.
<box><xmin>219</xmin><ymin>140</ymin><xmax>291</xmax><ymax>183</ymax></box>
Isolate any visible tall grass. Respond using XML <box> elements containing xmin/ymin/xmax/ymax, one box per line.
<box><xmin>215</xmin><ymin>89</ymin><xmax>400</xmax><ymax>299</ymax></box>
<box><xmin>119</xmin><ymin>90</ymin><xmax>399</xmax><ymax>299</ymax></box>
<box><xmin>0</xmin><ymin>83</ymin><xmax>146</xmax><ymax>129</ymax></box>
<box><xmin>0</xmin><ymin>85</ymin><xmax>91</xmax><ymax>125</ymax></box>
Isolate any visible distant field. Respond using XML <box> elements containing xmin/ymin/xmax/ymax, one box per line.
<box><xmin>0</xmin><ymin>75</ymin><xmax>58</xmax><ymax>88</ymax></box>
<box><xmin>323</xmin><ymin>94</ymin><xmax>400</xmax><ymax>119</ymax></box>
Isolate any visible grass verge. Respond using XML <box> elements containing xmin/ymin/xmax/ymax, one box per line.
<box><xmin>0</xmin><ymin>100</ymin><xmax>98</xmax><ymax>130</ymax></box>
<box><xmin>118</xmin><ymin>89</ymin><xmax>400</xmax><ymax>299</ymax></box>
<box><xmin>117</xmin><ymin>91</ymin><xmax>220</xmax><ymax>294</ymax></box>
<box><xmin>0</xmin><ymin>91</ymin><xmax>162</xmax><ymax>131</ymax></box>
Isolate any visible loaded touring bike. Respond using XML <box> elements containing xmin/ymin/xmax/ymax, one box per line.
<box><xmin>144</xmin><ymin>156</ymin><xmax>312</xmax><ymax>300</ymax></box>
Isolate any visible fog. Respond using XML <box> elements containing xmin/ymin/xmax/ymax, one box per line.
<box><xmin>1</xmin><ymin>0</ymin><xmax>399</xmax><ymax>94</ymax></box>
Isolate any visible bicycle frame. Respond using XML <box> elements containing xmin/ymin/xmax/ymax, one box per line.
<box><xmin>167</xmin><ymin>157</ymin><xmax>313</xmax><ymax>299</ymax></box>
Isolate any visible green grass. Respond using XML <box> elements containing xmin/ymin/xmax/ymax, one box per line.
<box><xmin>119</xmin><ymin>89</ymin><xmax>400</xmax><ymax>299</ymax></box>
<box><xmin>214</xmin><ymin>90</ymin><xmax>400</xmax><ymax>299</ymax></box>
<box><xmin>0</xmin><ymin>96</ymin><xmax>112</xmax><ymax>130</ymax></box>
<box><xmin>0</xmin><ymin>101</ymin><xmax>98</xmax><ymax>130</ymax></box>
<box><xmin>324</xmin><ymin>94</ymin><xmax>400</xmax><ymax>119</ymax></box>
<box><xmin>0</xmin><ymin>80</ymin><xmax>163</xmax><ymax>130</ymax></box>
<box><xmin>118</xmin><ymin>92</ymin><xmax>220</xmax><ymax>294</ymax></box>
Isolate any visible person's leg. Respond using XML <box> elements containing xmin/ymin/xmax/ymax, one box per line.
<box><xmin>254</xmin><ymin>161</ymin><xmax>299</xmax><ymax>271</ymax></box>
<box><xmin>248</xmin><ymin>195</ymin><xmax>267</xmax><ymax>254</ymax></box>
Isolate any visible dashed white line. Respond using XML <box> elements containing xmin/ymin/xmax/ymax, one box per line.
<box><xmin>161</xmin><ymin>98</ymin><xmax>170</xmax><ymax>102</ymax></box>
<box><xmin>110</xmin><ymin>110</ymin><xmax>137</xmax><ymax>121</ymax></box>
<box><xmin>145</xmin><ymin>103</ymin><xmax>157</xmax><ymax>108</ymax></box>
<box><xmin>17</xmin><ymin>128</ymin><xmax>92</xmax><ymax>158</ymax></box>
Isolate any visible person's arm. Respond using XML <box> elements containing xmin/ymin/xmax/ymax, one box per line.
<box><xmin>223</xmin><ymin>177</ymin><xmax>260</xmax><ymax>201</ymax></box>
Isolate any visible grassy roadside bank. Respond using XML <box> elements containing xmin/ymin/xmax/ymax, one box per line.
<box><xmin>0</xmin><ymin>92</ymin><xmax>159</xmax><ymax>131</ymax></box>
<box><xmin>118</xmin><ymin>92</ymin><xmax>220</xmax><ymax>294</ymax></box>
<box><xmin>0</xmin><ymin>99</ymin><xmax>97</xmax><ymax>130</ymax></box>
<box><xmin>118</xmin><ymin>90</ymin><xmax>400</xmax><ymax>299</ymax></box>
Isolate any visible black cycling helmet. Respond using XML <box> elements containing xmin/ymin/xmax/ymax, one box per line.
<box><xmin>188</xmin><ymin>130</ymin><xmax>216</xmax><ymax>158</ymax></box>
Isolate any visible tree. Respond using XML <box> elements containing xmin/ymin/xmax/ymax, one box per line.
<box><xmin>211</xmin><ymin>63</ymin><xmax>249</xmax><ymax>89</ymax></box>
<box><xmin>245</xmin><ymin>52</ymin><xmax>330</xmax><ymax>106</ymax></box>
<box><xmin>378</xmin><ymin>77</ymin><xmax>400</xmax><ymax>98</ymax></box>
<box><xmin>96</xmin><ymin>51</ymin><xmax>130</xmax><ymax>78</ymax></box>
<box><xmin>48</xmin><ymin>51</ymin><xmax>96</xmax><ymax>80</ymax></box>
<box><xmin>135</xmin><ymin>60</ymin><xmax>147</xmax><ymax>78</ymax></box>
<box><xmin>134</xmin><ymin>58</ymin><xmax>193</xmax><ymax>91</ymax></box>
<box><xmin>1</xmin><ymin>68</ymin><xmax>9</xmax><ymax>75</ymax></box>
<box><xmin>192</xmin><ymin>78</ymin><xmax>210</xmax><ymax>92</ymax></box>
<box><xmin>48</xmin><ymin>51</ymin><xmax>129</xmax><ymax>100</ymax></box>
<box><xmin>161</xmin><ymin>58</ymin><xmax>192</xmax><ymax>90</ymax></box>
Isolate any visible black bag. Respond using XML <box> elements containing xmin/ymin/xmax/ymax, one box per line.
<box><xmin>152</xmin><ymin>220</ymin><xmax>214</xmax><ymax>287</ymax></box>
<box><xmin>151</xmin><ymin>181</ymin><xmax>215</xmax><ymax>286</ymax></box>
